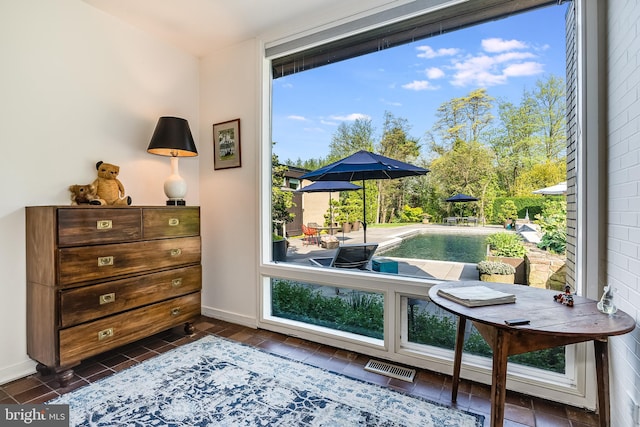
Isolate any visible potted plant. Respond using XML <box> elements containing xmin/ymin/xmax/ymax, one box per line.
<box><xmin>486</xmin><ymin>232</ymin><xmax>527</xmax><ymax>284</ymax></box>
<box><xmin>272</xmin><ymin>233</ymin><xmax>287</xmax><ymax>261</ymax></box>
<box><xmin>477</xmin><ymin>261</ymin><xmax>516</xmax><ymax>284</ymax></box>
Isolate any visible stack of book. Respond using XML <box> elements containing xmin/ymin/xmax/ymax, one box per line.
<box><xmin>437</xmin><ymin>285</ymin><xmax>516</xmax><ymax>307</ymax></box>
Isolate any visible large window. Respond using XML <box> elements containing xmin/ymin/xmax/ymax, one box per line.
<box><xmin>261</xmin><ymin>0</ymin><xmax>600</xmax><ymax>409</ymax></box>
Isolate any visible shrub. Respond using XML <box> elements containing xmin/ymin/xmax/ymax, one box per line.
<box><xmin>477</xmin><ymin>260</ymin><xmax>516</xmax><ymax>275</ymax></box>
<box><xmin>397</xmin><ymin>205</ymin><xmax>424</xmax><ymax>223</ymax></box>
<box><xmin>486</xmin><ymin>232</ymin><xmax>527</xmax><ymax>258</ymax></box>
<box><xmin>271</xmin><ymin>279</ymin><xmax>383</xmax><ymax>338</ymax></box>
<box><xmin>497</xmin><ymin>200</ymin><xmax>518</xmax><ymax>223</ymax></box>
<box><xmin>535</xmin><ymin>200</ymin><xmax>567</xmax><ymax>254</ymax></box>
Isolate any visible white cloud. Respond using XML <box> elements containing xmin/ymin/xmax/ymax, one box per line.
<box><xmin>287</xmin><ymin>115</ymin><xmax>307</xmax><ymax>121</ymax></box>
<box><xmin>402</xmin><ymin>80</ymin><xmax>440</xmax><ymax>91</ymax></box>
<box><xmin>281</xmin><ymin>82</ymin><xmax>293</xmax><ymax>89</ymax></box>
<box><xmin>503</xmin><ymin>62</ymin><xmax>544</xmax><ymax>77</ymax></box>
<box><xmin>425</xmin><ymin>67</ymin><xmax>445</xmax><ymax>79</ymax></box>
<box><xmin>329</xmin><ymin>113</ymin><xmax>371</xmax><ymax>121</ymax></box>
<box><xmin>320</xmin><ymin>119</ymin><xmax>338</xmax><ymax>126</ymax></box>
<box><xmin>416</xmin><ymin>45</ymin><xmax>460</xmax><ymax>59</ymax></box>
<box><xmin>450</xmin><ymin>50</ymin><xmax>543</xmax><ymax>87</ymax></box>
<box><xmin>493</xmin><ymin>51</ymin><xmax>536</xmax><ymax>63</ymax></box>
<box><xmin>482</xmin><ymin>38</ymin><xmax>528</xmax><ymax>53</ymax></box>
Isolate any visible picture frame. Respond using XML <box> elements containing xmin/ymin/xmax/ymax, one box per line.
<box><xmin>213</xmin><ymin>119</ymin><xmax>241</xmax><ymax>170</ymax></box>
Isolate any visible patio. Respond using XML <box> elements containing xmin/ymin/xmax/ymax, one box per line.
<box><xmin>283</xmin><ymin>223</ymin><xmax>502</xmax><ymax>281</ymax></box>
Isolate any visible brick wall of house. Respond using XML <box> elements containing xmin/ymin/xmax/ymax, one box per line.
<box><xmin>565</xmin><ymin>1</ymin><xmax>577</xmax><ymax>290</ymax></box>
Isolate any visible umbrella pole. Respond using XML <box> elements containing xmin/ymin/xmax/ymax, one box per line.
<box><xmin>362</xmin><ymin>179</ymin><xmax>367</xmax><ymax>243</ymax></box>
<box><xmin>329</xmin><ymin>192</ymin><xmax>334</xmax><ymax>238</ymax></box>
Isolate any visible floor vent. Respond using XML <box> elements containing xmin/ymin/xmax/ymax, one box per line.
<box><xmin>364</xmin><ymin>359</ymin><xmax>416</xmax><ymax>382</ymax></box>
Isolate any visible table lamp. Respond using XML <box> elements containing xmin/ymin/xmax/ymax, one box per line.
<box><xmin>147</xmin><ymin>116</ymin><xmax>198</xmax><ymax>206</ymax></box>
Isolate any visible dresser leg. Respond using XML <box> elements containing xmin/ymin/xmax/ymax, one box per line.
<box><xmin>184</xmin><ymin>322</ymin><xmax>195</xmax><ymax>336</ymax></box>
<box><xmin>36</xmin><ymin>363</ymin><xmax>74</xmax><ymax>388</ymax></box>
<box><xmin>36</xmin><ymin>363</ymin><xmax>52</xmax><ymax>376</ymax></box>
<box><xmin>57</xmin><ymin>369</ymin><xmax>74</xmax><ymax>387</ymax></box>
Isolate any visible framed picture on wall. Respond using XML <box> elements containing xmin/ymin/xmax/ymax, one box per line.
<box><xmin>213</xmin><ymin>119</ymin><xmax>241</xmax><ymax>170</ymax></box>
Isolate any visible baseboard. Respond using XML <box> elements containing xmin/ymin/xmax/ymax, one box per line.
<box><xmin>0</xmin><ymin>358</ymin><xmax>37</xmax><ymax>386</ymax></box>
<box><xmin>200</xmin><ymin>305</ymin><xmax>257</xmax><ymax>329</ymax></box>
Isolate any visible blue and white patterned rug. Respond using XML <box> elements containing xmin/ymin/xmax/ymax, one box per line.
<box><xmin>49</xmin><ymin>335</ymin><xmax>483</xmax><ymax>426</ymax></box>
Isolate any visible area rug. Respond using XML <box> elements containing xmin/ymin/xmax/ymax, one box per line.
<box><xmin>49</xmin><ymin>335</ymin><xmax>483</xmax><ymax>426</ymax></box>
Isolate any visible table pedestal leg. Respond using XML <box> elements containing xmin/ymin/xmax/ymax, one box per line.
<box><xmin>594</xmin><ymin>339</ymin><xmax>610</xmax><ymax>427</ymax></box>
<box><xmin>451</xmin><ymin>316</ymin><xmax>466</xmax><ymax>402</ymax></box>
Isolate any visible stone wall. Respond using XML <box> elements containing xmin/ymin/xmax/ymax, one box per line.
<box><xmin>525</xmin><ymin>247</ymin><xmax>566</xmax><ymax>290</ymax></box>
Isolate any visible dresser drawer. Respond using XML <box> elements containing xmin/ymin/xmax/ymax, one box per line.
<box><xmin>60</xmin><ymin>265</ymin><xmax>202</xmax><ymax>327</ymax></box>
<box><xmin>59</xmin><ymin>292</ymin><xmax>200</xmax><ymax>366</ymax></box>
<box><xmin>143</xmin><ymin>207</ymin><xmax>200</xmax><ymax>239</ymax></box>
<box><xmin>58</xmin><ymin>208</ymin><xmax>142</xmax><ymax>247</ymax></box>
<box><xmin>58</xmin><ymin>236</ymin><xmax>201</xmax><ymax>286</ymax></box>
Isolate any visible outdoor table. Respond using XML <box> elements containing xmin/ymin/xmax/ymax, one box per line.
<box><xmin>429</xmin><ymin>281</ymin><xmax>636</xmax><ymax>427</ymax></box>
<box><xmin>445</xmin><ymin>217</ymin><xmax>459</xmax><ymax>225</ymax></box>
<box><xmin>317</xmin><ymin>226</ymin><xmax>339</xmax><ymax>235</ymax></box>
<box><xmin>462</xmin><ymin>217</ymin><xmax>478</xmax><ymax>226</ymax></box>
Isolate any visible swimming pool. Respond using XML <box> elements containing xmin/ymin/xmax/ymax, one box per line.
<box><xmin>380</xmin><ymin>233</ymin><xmax>487</xmax><ymax>263</ymax></box>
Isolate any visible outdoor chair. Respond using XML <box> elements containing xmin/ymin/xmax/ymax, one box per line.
<box><xmin>301</xmin><ymin>224</ymin><xmax>319</xmax><ymax>246</ymax></box>
<box><xmin>309</xmin><ymin>243</ymin><xmax>378</xmax><ymax>270</ymax></box>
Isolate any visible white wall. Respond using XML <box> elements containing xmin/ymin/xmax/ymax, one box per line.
<box><xmin>0</xmin><ymin>0</ymin><xmax>199</xmax><ymax>384</ymax></box>
<box><xmin>607</xmin><ymin>1</ymin><xmax>640</xmax><ymax>426</ymax></box>
<box><xmin>198</xmin><ymin>40</ymin><xmax>260</xmax><ymax>326</ymax></box>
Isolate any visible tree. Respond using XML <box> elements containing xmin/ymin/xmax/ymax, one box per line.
<box><xmin>514</xmin><ymin>161</ymin><xmax>566</xmax><ymax>196</ymax></box>
<box><xmin>534</xmin><ymin>75</ymin><xmax>566</xmax><ymax>162</ymax></box>
<box><xmin>489</xmin><ymin>95</ymin><xmax>538</xmax><ymax>195</ymax></box>
<box><xmin>327</xmin><ymin>118</ymin><xmax>375</xmax><ymax>162</ymax></box>
<box><xmin>428</xmin><ymin>88</ymin><xmax>494</xmax><ymax>153</ymax></box>
<box><xmin>377</xmin><ymin>112</ymin><xmax>422</xmax><ymax>223</ymax></box>
<box><xmin>428</xmin><ymin>141</ymin><xmax>495</xmax><ymax>220</ymax></box>
<box><xmin>272</xmin><ymin>144</ymin><xmax>295</xmax><ymax>235</ymax></box>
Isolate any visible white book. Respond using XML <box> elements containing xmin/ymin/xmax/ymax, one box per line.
<box><xmin>437</xmin><ymin>285</ymin><xmax>516</xmax><ymax>307</ymax></box>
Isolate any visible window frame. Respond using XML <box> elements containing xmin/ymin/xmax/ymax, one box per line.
<box><xmin>258</xmin><ymin>0</ymin><xmax>601</xmax><ymax>410</ymax></box>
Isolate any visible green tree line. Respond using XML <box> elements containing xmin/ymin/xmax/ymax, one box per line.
<box><xmin>281</xmin><ymin>74</ymin><xmax>566</xmax><ymax>225</ymax></box>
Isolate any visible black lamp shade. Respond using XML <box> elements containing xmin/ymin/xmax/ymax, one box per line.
<box><xmin>147</xmin><ymin>116</ymin><xmax>198</xmax><ymax>157</ymax></box>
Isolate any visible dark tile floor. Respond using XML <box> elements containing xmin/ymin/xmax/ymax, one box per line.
<box><xmin>1</xmin><ymin>316</ymin><xmax>599</xmax><ymax>426</ymax></box>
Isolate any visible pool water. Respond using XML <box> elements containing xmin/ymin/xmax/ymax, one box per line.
<box><xmin>381</xmin><ymin>233</ymin><xmax>487</xmax><ymax>263</ymax></box>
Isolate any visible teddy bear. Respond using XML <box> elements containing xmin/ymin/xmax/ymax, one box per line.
<box><xmin>92</xmin><ymin>161</ymin><xmax>132</xmax><ymax>205</ymax></box>
<box><xmin>68</xmin><ymin>184</ymin><xmax>106</xmax><ymax>205</ymax></box>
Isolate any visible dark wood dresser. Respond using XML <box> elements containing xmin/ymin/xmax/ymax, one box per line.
<box><xmin>25</xmin><ymin>206</ymin><xmax>202</xmax><ymax>386</ymax></box>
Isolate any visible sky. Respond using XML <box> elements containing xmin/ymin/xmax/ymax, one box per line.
<box><xmin>272</xmin><ymin>3</ymin><xmax>568</xmax><ymax>164</ymax></box>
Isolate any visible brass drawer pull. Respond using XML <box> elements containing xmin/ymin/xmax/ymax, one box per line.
<box><xmin>171</xmin><ymin>307</ymin><xmax>181</xmax><ymax>316</ymax></box>
<box><xmin>98</xmin><ymin>328</ymin><xmax>114</xmax><ymax>341</ymax></box>
<box><xmin>96</xmin><ymin>220</ymin><xmax>113</xmax><ymax>230</ymax></box>
<box><xmin>170</xmin><ymin>248</ymin><xmax>182</xmax><ymax>257</ymax></box>
<box><xmin>171</xmin><ymin>278</ymin><xmax>183</xmax><ymax>288</ymax></box>
<box><xmin>99</xmin><ymin>293</ymin><xmax>116</xmax><ymax>305</ymax></box>
<box><xmin>97</xmin><ymin>256</ymin><xmax>114</xmax><ymax>266</ymax></box>
<box><xmin>168</xmin><ymin>218</ymin><xmax>180</xmax><ymax>227</ymax></box>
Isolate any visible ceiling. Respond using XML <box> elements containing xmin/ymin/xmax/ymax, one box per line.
<box><xmin>83</xmin><ymin>0</ymin><xmax>383</xmax><ymax>57</ymax></box>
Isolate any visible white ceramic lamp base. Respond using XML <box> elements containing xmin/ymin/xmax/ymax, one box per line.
<box><xmin>164</xmin><ymin>157</ymin><xmax>187</xmax><ymax>206</ymax></box>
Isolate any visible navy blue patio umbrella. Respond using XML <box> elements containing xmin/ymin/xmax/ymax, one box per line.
<box><xmin>296</xmin><ymin>181</ymin><xmax>362</xmax><ymax>229</ymax></box>
<box><xmin>299</xmin><ymin>150</ymin><xmax>429</xmax><ymax>242</ymax></box>
<box><xmin>445</xmin><ymin>193</ymin><xmax>478</xmax><ymax>203</ymax></box>
<box><xmin>445</xmin><ymin>193</ymin><xmax>478</xmax><ymax>217</ymax></box>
